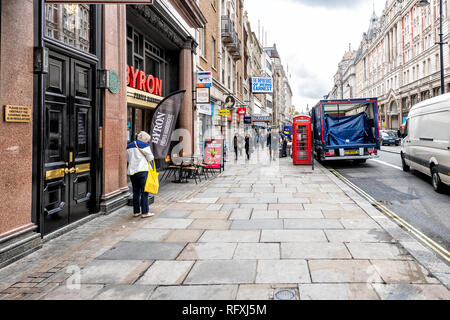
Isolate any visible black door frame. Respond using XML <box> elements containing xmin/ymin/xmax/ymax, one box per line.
<box><xmin>32</xmin><ymin>1</ymin><xmax>103</xmax><ymax>235</ymax></box>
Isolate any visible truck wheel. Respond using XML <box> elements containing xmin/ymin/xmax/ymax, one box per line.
<box><xmin>401</xmin><ymin>153</ymin><xmax>410</xmax><ymax>172</ymax></box>
<box><xmin>431</xmin><ymin>166</ymin><xmax>444</xmax><ymax>193</ymax></box>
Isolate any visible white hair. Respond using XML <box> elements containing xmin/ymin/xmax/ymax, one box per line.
<box><xmin>137</xmin><ymin>131</ymin><xmax>151</xmax><ymax>142</ymax></box>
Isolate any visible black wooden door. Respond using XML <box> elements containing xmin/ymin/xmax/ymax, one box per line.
<box><xmin>42</xmin><ymin>51</ymin><xmax>94</xmax><ymax>235</ymax></box>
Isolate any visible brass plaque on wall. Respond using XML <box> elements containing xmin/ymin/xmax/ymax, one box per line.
<box><xmin>4</xmin><ymin>105</ymin><xmax>32</xmax><ymax>123</ymax></box>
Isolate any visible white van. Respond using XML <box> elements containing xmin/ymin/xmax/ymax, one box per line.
<box><xmin>400</xmin><ymin>93</ymin><xmax>450</xmax><ymax>192</ymax></box>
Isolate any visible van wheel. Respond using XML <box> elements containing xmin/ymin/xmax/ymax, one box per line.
<box><xmin>401</xmin><ymin>153</ymin><xmax>410</xmax><ymax>172</ymax></box>
<box><xmin>431</xmin><ymin>167</ymin><xmax>444</xmax><ymax>193</ymax></box>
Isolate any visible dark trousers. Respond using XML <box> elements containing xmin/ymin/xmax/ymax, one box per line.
<box><xmin>234</xmin><ymin>148</ymin><xmax>238</xmax><ymax>160</ymax></box>
<box><xmin>130</xmin><ymin>171</ymin><xmax>149</xmax><ymax>214</ymax></box>
<box><xmin>246</xmin><ymin>148</ymin><xmax>250</xmax><ymax>160</ymax></box>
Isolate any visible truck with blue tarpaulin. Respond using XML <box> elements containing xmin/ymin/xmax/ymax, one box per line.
<box><xmin>311</xmin><ymin>98</ymin><xmax>381</xmax><ymax>163</ymax></box>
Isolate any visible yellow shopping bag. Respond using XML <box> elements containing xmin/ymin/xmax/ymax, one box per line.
<box><xmin>144</xmin><ymin>160</ymin><xmax>159</xmax><ymax>195</ymax></box>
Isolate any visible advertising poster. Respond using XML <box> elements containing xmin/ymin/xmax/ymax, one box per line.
<box><xmin>204</xmin><ymin>139</ymin><xmax>224</xmax><ymax>169</ymax></box>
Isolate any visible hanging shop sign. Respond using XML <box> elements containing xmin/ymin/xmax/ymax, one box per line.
<box><xmin>251</xmin><ymin>77</ymin><xmax>273</xmax><ymax>93</ymax></box>
<box><xmin>237</xmin><ymin>107</ymin><xmax>247</xmax><ymax>115</ymax></box>
<box><xmin>219</xmin><ymin>109</ymin><xmax>231</xmax><ymax>116</ymax></box>
<box><xmin>4</xmin><ymin>105</ymin><xmax>32</xmax><ymax>123</ymax></box>
<box><xmin>224</xmin><ymin>96</ymin><xmax>236</xmax><ymax>110</ymax></box>
<box><xmin>196</xmin><ymin>87</ymin><xmax>211</xmax><ymax>104</ymax></box>
<box><xmin>45</xmin><ymin>1</ymin><xmax>153</xmax><ymax>3</ymax></box>
<box><xmin>252</xmin><ymin>116</ymin><xmax>271</xmax><ymax>122</ymax></box>
<box><xmin>198</xmin><ymin>103</ymin><xmax>214</xmax><ymax>116</ymax></box>
<box><xmin>197</xmin><ymin>71</ymin><xmax>213</xmax><ymax>88</ymax></box>
<box><xmin>244</xmin><ymin>116</ymin><xmax>252</xmax><ymax>124</ymax></box>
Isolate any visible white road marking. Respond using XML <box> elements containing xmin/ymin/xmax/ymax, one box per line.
<box><xmin>369</xmin><ymin>158</ymin><xmax>403</xmax><ymax>171</ymax></box>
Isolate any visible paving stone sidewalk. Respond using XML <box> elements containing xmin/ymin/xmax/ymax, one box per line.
<box><xmin>0</xmin><ymin>150</ymin><xmax>449</xmax><ymax>300</ymax></box>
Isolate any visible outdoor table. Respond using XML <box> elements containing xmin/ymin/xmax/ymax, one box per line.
<box><xmin>172</xmin><ymin>157</ymin><xmax>195</xmax><ymax>184</ymax></box>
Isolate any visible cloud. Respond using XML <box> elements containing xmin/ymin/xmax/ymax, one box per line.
<box><xmin>285</xmin><ymin>0</ymin><xmax>367</xmax><ymax>9</ymax></box>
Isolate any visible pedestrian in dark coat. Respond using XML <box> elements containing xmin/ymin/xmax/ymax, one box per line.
<box><xmin>282</xmin><ymin>136</ymin><xmax>288</xmax><ymax>157</ymax></box>
<box><xmin>233</xmin><ymin>134</ymin><xmax>238</xmax><ymax>160</ymax></box>
<box><xmin>245</xmin><ymin>134</ymin><xmax>250</xmax><ymax>160</ymax></box>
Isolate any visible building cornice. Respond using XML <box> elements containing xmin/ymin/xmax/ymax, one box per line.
<box><xmin>168</xmin><ymin>0</ymin><xmax>207</xmax><ymax>29</ymax></box>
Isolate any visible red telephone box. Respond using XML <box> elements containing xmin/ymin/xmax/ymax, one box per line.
<box><xmin>293</xmin><ymin>116</ymin><xmax>312</xmax><ymax>165</ymax></box>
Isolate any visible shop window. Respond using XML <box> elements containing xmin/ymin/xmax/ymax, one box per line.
<box><xmin>45</xmin><ymin>4</ymin><xmax>91</xmax><ymax>53</ymax></box>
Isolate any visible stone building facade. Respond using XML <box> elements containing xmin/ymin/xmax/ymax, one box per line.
<box><xmin>332</xmin><ymin>0</ymin><xmax>450</xmax><ymax>130</ymax></box>
<box><xmin>0</xmin><ymin>0</ymin><xmax>205</xmax><ymax>268</ymax></box>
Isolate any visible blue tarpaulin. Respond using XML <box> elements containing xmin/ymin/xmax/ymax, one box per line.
<box><xmin>324</xmin><ymin>113</ymin><xmax>375</xmax><ymax>146</ymax></box>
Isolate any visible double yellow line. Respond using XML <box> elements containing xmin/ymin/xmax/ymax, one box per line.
<box><xmin>328</xmin><ymin>167</ymin><xmax>450</xmax><ymax>263</ymax></box>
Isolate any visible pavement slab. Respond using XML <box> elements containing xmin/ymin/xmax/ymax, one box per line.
<box><xmin>298</xmin><ymin>284</ymin><xmax>380</xmax><ymax>300</ymax></box>
<box><xmin>278</xmin><ymin>210</ymin><xmax>324</xmax><ymax>219</ymax></box>
<box><xmin>370</xmin><ymin>260</ymin><xmax>441</xmax><ymax>284</ymax></box>
<box><xmin>281</xmin><ymin>243</ymin><xmax>352</xmax><ymax>259</ymax></box>
<box><xmin>137</xmin><ymin>261</ymin><xmax>194</xmax><ymax>285</ymax></box>
<box><xmin>231</xmin><ymin>219</ymin><xmax>284</xmax><ymax>230</ymax></box>
<box><xmin>199</xmin><ymin>230</ymin><xmax>261</xmax><ymax>243</ymax></box>
<box><xmin>79</xmin><ymin>260</ymin><xmax>145</xmax><ymax>285</ymax></box>
<box><xmin>325</xmin><ymin>229</ymin><xmax>394</xmax><ymax>243</ymax></box>
<box><xmin>97</xmin><ymin>242</ymin><xmax>186</xmax><ymax>260</ymax></box>
<box><xmin>149</xmin><ymin>285</ymin><xmax>238</xmax><ymax>300</ymax></box>
<box><xmin>268</xmin><ymin>204</ymin><xmax>304</xmax><ymax>211</ymax></box>
<box><xmin>122</xmin><ymin>229</ymin><xmax>170</xmax><ymax>242</ymax></box>
<box><xmin>184</xmin><ymin>260</ymin><xmax>257</xmax><ymax>285</ymax></box>
<box><xmin>309</xmin><ymin>260</ymin><xmax>384</xmax><ymax>283</ymax></box>
<box><xmin>322</xmin><ymin>210</ymin><xmax>370</xmax><ymax>219</ymax></box>
<box><xmin>284</xmin><ymin>219</ymin><xmax>344</xmax><ymax>230</ymax></box>
<box><xmin>188</xmin><ymin>211</ymin><xmax>231</xmax><ymax>220</ymax></box>
<box><xmin>260</xmin><ymin>230</ymin><xmax>327</xmax><ymax>243</ymax></box>
<box><xmin>142</xmin><ymin>218</ymin><xmax>194</xmax><ymax>230</ymax></box>
<box><xmin>251</xmin><ymin>210</ymin><xmax>278</xmax><ymax>220</ymax></box>
<box><xmin>158</xmin><ymin>210</ymin><xmax>192</xmax><ymax>219</ymax></box>
<box><xmin>346</xmin><ymin>243</ymin><xmax>411</xmax><ymax>260</ymax></box>
<box><xmin>42</xmin><ymin>284</ymin><xmax>105</xmax><ymax>300</ymax></box>
<box><xmin>160</xmin><ymin>230</ymin><xmax>204</xmax><ymax>243</ymax></box>
<box><xmin>229</xmin><ymin>208</ymin><xmax>253</xmax><ymax>220</ymax></box>
<box><xmin>255</xmin><ymin>260</ymin><xmax>310</xmax><ymax>284</ymax></box>
<box><xmin>236</xmin><ymin>284</ymin><xmax>274</xmax><ymax>300</ymax></box>
<box><xmin>233</xmin><ymin>243</ymin><xmax>280</xmax><ymax>260</ymax></box>
<box><xmin>178</xmin><ymin>243</ymin><xmax>237</xmax><ymax>260</ymax></box>
<box><xmin>372</xmin><ymin>284</ymin><xmax>450</xmax><ymax>300</ymax></box>
<box><xmin>93</xmin><ymin>285</ymin><xmax>155</xmax><ymax>300</ymax></box>
<box><xmin>188</xmin><ymin>219</ymin><xmax>231</xmax><ymax>230</ymax></box>
<box><xmin>340</xmin><ymin>219</ymin><xmax>382</xmax><ymax>229</ymax></box>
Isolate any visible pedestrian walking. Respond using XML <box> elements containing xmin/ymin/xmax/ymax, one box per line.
<box><xmin>245</xmin><ymin>134</ymin><xmax>250</xmax><ymax>160</ymax></box>
<box><xmin>233</xmin><ymin>133</ymin><xmax>239</xmax><ymax>160</ymax></box>
<box><xmin>282</xmin><ymin>136</ymin><xmax>288</xmax><ymax>157</ymax></box>
<box><xmin>267</xmin><ymin>129</ymin><xmax>272</xmax><ymax>160</ymax></box>
<box><xmin>126</xmin><ymin>131</ymin><xmax>155</xmax><ymax>219</ymax></box>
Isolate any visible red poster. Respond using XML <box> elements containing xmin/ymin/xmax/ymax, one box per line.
<box><xmin>204</xmin><ymin>139</ymin><xmax>224</xmax><ymax>169</ymax></box>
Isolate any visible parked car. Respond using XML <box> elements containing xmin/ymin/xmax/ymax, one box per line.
<box><xmin>381</xmin><ymin>130</ymin><xmax>400</xmax><ymax>146</ymax></box>
<box><xmin>381</xmin><ymin>130</ymin><xmax>401</xmax><ymax>146</ymax></box>
<box><xmin>400</xmin><ymin>93</ymin><xmax>450</xmax><ymax>193</ymax></box>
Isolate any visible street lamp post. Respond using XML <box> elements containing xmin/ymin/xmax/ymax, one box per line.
<box><xmin>418</xmin><ymin>0</ymin><xmax>446</xmax><ymax>94</ymax></box>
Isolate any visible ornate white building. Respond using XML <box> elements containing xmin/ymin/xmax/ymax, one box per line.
<box><xmin>332</xmin><ymin>0</ymin><xmax>450</xmax><ymax>130</ymax></box>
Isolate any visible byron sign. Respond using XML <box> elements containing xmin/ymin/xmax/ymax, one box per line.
<box><xmin>150</xmin><ymin>91</ymin><xmax>186</xmax><ymax>159</ymax></box>
<box><xmin>126</xmin><ymin>65</ymin><xmax>162</xmax><ymax>97</ymax></box>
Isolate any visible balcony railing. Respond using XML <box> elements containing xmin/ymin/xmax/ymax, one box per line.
<box><xmin>221</xmin><ymin>16</ymin><xmax>233</xmax><ymax>44</ymax></box>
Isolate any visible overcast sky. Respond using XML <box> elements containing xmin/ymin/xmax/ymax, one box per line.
<box><xmin>245</xmin><ymin>0</ymin><xmax>387</xmax><ymax>112</ymax></box>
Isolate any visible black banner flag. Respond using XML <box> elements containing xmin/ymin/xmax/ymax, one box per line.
<box><xmin>150</xmin><ymin>90</ymin><xmax>186</xmax><ymax>159</ymax></box>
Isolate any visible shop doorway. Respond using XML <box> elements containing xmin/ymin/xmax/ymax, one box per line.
<box><xmin>41</xmin><ymin>51</ymin><xmax>95</xmax><ymax>235</ymax></box>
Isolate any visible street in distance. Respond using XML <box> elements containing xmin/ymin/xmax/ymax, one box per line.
<box><xmin>182</xmin><ymin>304</ymin><xmax>267</xmax><ymax>318</ymax></box>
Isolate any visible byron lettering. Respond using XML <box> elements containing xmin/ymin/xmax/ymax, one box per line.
<box><xmin>126</xmin><ymin>65</ymin><xmax>162</xmax><ymax>96</ymax></box>
<box><xmin>152</xmin><ymin>112</ymin><xmax>166</xmax><ymax>144</ymax></box>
